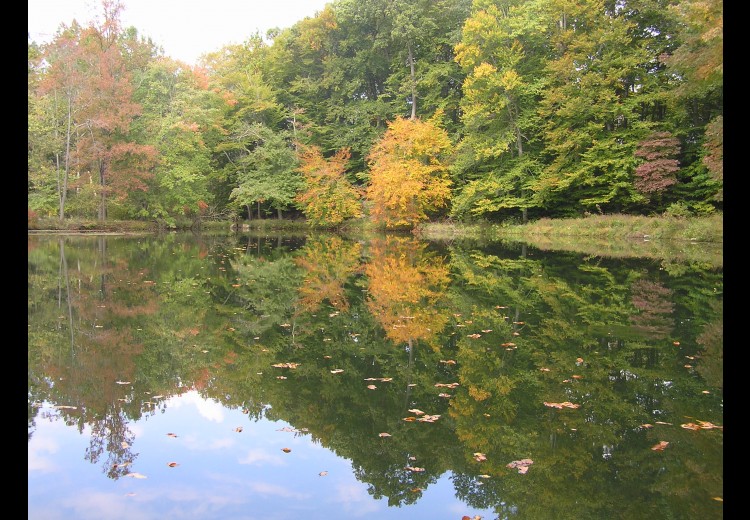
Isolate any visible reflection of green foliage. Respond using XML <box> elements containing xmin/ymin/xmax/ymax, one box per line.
<box><xmin>28</xmin><ymin>233</ymin><xmax>722</xmax><ymax>516</ymax></box>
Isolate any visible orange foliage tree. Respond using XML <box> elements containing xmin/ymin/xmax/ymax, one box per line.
<box><xmin>295</xmin><ymin>145</ymin><xmax>363</xmax><ymax>227</ymax></box>
<box><xmin>365</xmin><ymin>116</ymin><xmax>453</xmax><ymax>229</ymax></box>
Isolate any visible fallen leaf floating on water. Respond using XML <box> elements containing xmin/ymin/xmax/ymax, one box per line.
<box><xmin>438</xmin><ymin>393</ymin><xmax>452</xmax><ymax>398</ymax></box>
<box><xmin>544</xmin><ymin>401</ymin><xmax>580</xmax><ymax>409</ymax></box>
<box><xmin>506</xmin><ymin>459</ymin><xmax>533</xmax><ymax>474</ymax></box>
<box><xmin>276</xmin><ymin>376</ymin><xmax>287</xmax><ymax>380</ymax></box>
<box><xmin>435</xmin><ymin>382</ymin><xmax>460</xmax><ymax>389</ymax></box>
<box><xmin>575</xmin><ymin>357</ymin><xmax>584</xmax><ymax>365</ymax></box>
<box><xmin>319</xmin><ymin>471</ymin><xmax>328</xmax><ymax>477</ymax></box>
<box><xmin>167</xmin><ymin>462</ymin><xmax>179</xmax><ymax>467</ymax></box>
<box><xmin>115</xmin><ymin>381</ymin><xmax>131</xmax><ymax>385</ymax></box>
<box><xmin>112</xmin><ymin>462</ymin><xmax>132</xmax><ymax>469</ymax></box>
<box><xmin>378</xmin><ymin>432</ymin><xmax>392</xmax><ymax>437</ymax></box>
<box><xmin>282</xmin><ymin>448</ymin><xmax>291</xmax><ymax>453</ymax></box>
<box><xmin>478</xmin><ymin>474</ymin><xmax>491</xmax><ymax>479</ymax></box>
<box><xmin>403</xmin><ymin>417</ymin><xmax>417</xmax><ymax>422</ymax></box>
<box><xmin>467</xmin><ymin>333</ymin><xmax>482</xmax><ymax>339</ymax></box>
<box><xmin>481</xmin><ymin>329</ymin><xmax>493</xmax><ymax>333</ymax></box>
<box><xmin>272</xmin><ymin>362</ymin><xmax>301</xmax><ymax>369</ymax></box>
<box><xmin>418</xmin><ymin>415</ymin><xmax>441</xmax><ymax>423</ymax></box>
<box><xmin>405</xmin><ymin>466</ymin><xmax>425</xmax><ymax>472</ymax></box>
<box><xmin>330</xmin><ymin>369</ymin><xmax>344</xmax><ymax>374</ymax></box>
<box><xmin>713</xmin><ymin>497</ymin><xmax>723</xmax><ymax>502</ymax></box>
<box><xmin>367</xmin><ymin>385</ymin><xmax>377</xmax><ymax>390</ymax></box>
<box><xmin>234</xmin><ymin>427</ymin><xmax>243</xmax><ymax>432</ymax></box>
<box><xmin>501</xmin><ymin>342</ymin><xmax>516</xmax><ymax>347</ymax></box>
<box><xmin>539</xmin><ymin>367</ymin><xmax>550</xmax><ymax>372</ymax></box>
<box><xmin>54</xmin><ymin>405</ymin><xmax>77</xmax><ymax>410</ymax></box>
<box><xmin>655</xmin><ymin>421</ymin><xmax>672</xmax><ymax>425</ymax></box>
<box><xmin>473</xmin><ymin>453</ymin><xmax>487</xmax><ymax>462</ymax></box>
<box><xmin>440</xmin><ymin>359</ymin><xmax>457</xmax><ymax>365</ymax></box>
<box><xmin>166</xmin><ymin>433</ymin><xmax>178</xmax><ymax>438</ymax></box>
<box><xmin>651</xmin><ymin>441</ymin><xmax>669</xmax><ymax>451</ymax></box>
<box><xmin>125</xmin><ymin>472</ymin><xmax>147</xmax><ymax>479</ymax></box>
<box><xmin>408</xmin><ymin>409</ymin><xmax>425</xmax><ymax>416</ymax></box>
<box><xmin>681</xmin><ymin>420</ymin><xmax>723</xmax><ymax>430</ymax></box>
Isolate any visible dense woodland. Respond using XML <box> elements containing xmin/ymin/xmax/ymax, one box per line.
<box><xmin>27</xmin><ymin>0</ymin><xmax>723</xmax><ymax>229</ymax></box>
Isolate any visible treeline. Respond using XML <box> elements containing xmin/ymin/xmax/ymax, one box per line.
<box><xmin>28</xmin><ymin>0</ymin><xmax>722</xmax><ymax>229</ymax></box>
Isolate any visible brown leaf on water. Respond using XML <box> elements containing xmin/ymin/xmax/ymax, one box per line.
<box><xmin>234</xmin><ymin>426</ymin><xmax>243</xmax><ymax>432</ymax></box>
<box><xmin>378</xmin><ymin>432</ymin><xmax>392</xmax><ymax>437</ymax></box>
<box><xmin>506</xmin><ymin>459</ymin><xmax>533</xmax><ymax>474</ymax></box>
<box><xmin>481</xmin><ymin>329</ymin><xmax>493</xmax><ymax>333</ymax></box>
<box><xmin>681</xmin><ymin>420</ymin><xmax>723</xmax><ymax>430</ymax></box>
<box><xmin>571</xmin><ymin>375</ymin><xmax>583</xmax><ymax>379</ymax></box>
<box><xmin>319</xmin><ymin>471</ymin><xmax>328</xmax><ymax>477</ymax></box>
<box><xmin>330</xmin><ymin>369</ymin><xmax>344</xmax><ymax>374</ymax></box>
<box><xmin>473</xmin><ymin>453</ymin><xmax>487</xmax><ymax>462</ymax></box>
<box><xmin>417</xmin><ymin>415</ymin><xmax>441</xmax><ymax>423</ymax></box>
<box><xmin>367</xmin><ymin>385</ymin><xmax>377</xmax><ymax>390</ymax></box>
<box><xmin>408</xmin><ymin>409</ymin><xmax>425</xmax><ymax>416</ymax></box>
<box><xmin>276</xmin><ymin>376</ymin><xmax>287</xmax><ymax>380</ymax></box>
<box><xmin>405</xmin><ymin>466</ymin><xmax>425</xmax><ymax>472</ymax></box>
<box><xmin>439</xmin><ymin>359</ymin><xmax>457</xmax><ymax>365</ymax></box>
<box><xmin>167</xmin><ymin>462</ymin><xmax>179</xmax><ymax>467</ymax></box>
<box><xmin>282</xmin><ymin>448</ymin><xmax>291</xmax><ymax>453</ymax></box>
<box><xmin>539</xmin><ymin>367</ymin><xmax>550</xmax><ymax>372</ymax></box>
<box><xmin>467</xmin><ymin>333</ymin><xmax>482</xmax><ymax>339</ymax></box>
<box><xmin>501</xmin><ymin>342</ymin><xmax>516</xmax><ymax>347</ymax></box>
<box><xmin>438</xmin><ymin>393</ymin><xmax>452</xmax><ymax>398</ymax></box>
<box><xmin>272</xmin><ymin>362</ymin><xmax>300</xmax><ymax>369</ymax></box>
<box><xmin>712</xmin><ymin>497</ymin><xmax>723</xmax><ymax>502</ymax></box>
<box><xmin>403</xmin><ymin>417</ymin><xmax>417</xmax><ymax>422</ymax></box>
<box><xmin>166</xmin><ymin>432</ymin><xmax>178</xmax><ymax>438</ymax></box>
<box><xmin>651</xmin><ymin>441</ymin><xmax>669</xmax><ymax>451</ymax></box>
<box><xmin>544</xmin><ymin>401</ymin><xmax>580</xmax><ymax>409</ymax></box>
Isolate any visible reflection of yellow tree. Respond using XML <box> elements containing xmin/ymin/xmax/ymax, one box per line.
<box><xmin>364</xmin><ymin>236</ymin><xmax>450</xmax><ymax>349</ymax></box>
<box><xmin>295</xmin><ymin>235</ymin><xmax>362</xmax><ymax>314</ymax></box>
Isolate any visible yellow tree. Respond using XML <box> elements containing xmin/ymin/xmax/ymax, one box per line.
<box><xmin>295</xmin><ymin>145</ymin><xmax>363</xmax><ymax>227</ymax></box>
<box><xmin>365</xmin><ymin>115</ymin><xmax>452</xmax><ymax>229</ymax></box>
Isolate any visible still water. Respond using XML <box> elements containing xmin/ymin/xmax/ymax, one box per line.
<box><xmin>28</xmin><ymin>232</ymin><xmax>723</xmax><ymax>519</ymax></box>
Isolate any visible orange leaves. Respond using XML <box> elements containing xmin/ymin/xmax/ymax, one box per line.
<box><xmin>681</xmin><ymin>420</ymin><xmax>723</xmax><ymax>431</ymax></box>
<box><xmin>651</xmin><ymin>441</ymin><xmax>669</xmax><ymax>451</ymax></box>
<box><xmin>473</xmin><ymin>453</ymin><xmax>487</xmax><ymax>462</ymax></box>
<box><xmin>167</xmin><ymin>462</ymin><xmax>179</xmax><ymax>467</ymax></box>
<box><xmin>281</xmin><ymin>448</ymin><xmax>291</xmax><ymax>453</ymax></box>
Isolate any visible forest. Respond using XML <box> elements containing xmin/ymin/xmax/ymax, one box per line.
<box><xmin>27</xmin><ymin>0</ymin><xmax>723</xmax><ymax>229</ymax></box>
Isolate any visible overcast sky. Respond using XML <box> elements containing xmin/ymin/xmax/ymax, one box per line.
<box><xmin>28</xmin><ymin>0</ymin><xmax>332</xmax><ymax>65</ymax></box>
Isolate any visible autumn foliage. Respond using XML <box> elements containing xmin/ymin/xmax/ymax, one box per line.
<box><xmin>365</xmin><ymin>117</ymin><xmax>452</xmax><ymax>228</ymax></box>
<box><xmin>295</xmin><ymin>145</ymin><xmax>363</xmax><ymax>227</ymax></box>
<box><xmin>633</xmin><ymin>132</ymin><xmax>681</xmax><ymax>195</ymax></box>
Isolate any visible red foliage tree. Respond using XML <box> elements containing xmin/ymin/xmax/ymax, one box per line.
<box><xmin>633</xmin><ymin>132</ymin><xmax>681</xmax><ymax>195</ymax></box>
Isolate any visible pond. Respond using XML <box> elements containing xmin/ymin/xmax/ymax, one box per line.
<box><xmin>28</xmin><ymin>231</ymin><xmax>723</xmax><ymax>519</ymax></box>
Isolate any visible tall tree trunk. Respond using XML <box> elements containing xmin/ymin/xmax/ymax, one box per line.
<box><xmin>98</xmin><ymin>161</ymin><xmax>107</xmax><ymax>221</ymax></box>
<box><xmin>408</xmin><ymin>42</ymin><xmax>417</xmax><ymax>120</ymax></box>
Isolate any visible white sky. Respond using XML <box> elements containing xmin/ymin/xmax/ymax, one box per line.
<box><xmin>28</xmin><ymin>0</ymin><xmax>332</xmax><ymax>66</ymax></box>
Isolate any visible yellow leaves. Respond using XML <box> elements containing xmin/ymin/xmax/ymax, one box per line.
<box><xmin>544</xmin><ymin>401</ymin><xmax>581</xmax><ymax>409</ymax></box>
